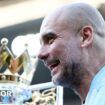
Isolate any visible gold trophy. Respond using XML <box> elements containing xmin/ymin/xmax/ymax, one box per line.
<box><xmin>0</xmin><ymin>38</ymin><xmax>36</xmax><ymax>105</ymax></box>
<box><xmin>0</xmin><ymin>37</ymin><xmax>63</xmax><ymax>105</ymax></box>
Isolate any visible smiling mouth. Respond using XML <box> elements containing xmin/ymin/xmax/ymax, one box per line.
<box><xmin>48</xmin><ymin>60</ymin><xmax>60</xmax><ymax>71</ymax></box>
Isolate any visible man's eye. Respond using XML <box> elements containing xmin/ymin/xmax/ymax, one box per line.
<box><xmin>48</xmin><ymin>38</ymin><xmax>54</xmax><ymax>44</ymax></box>
<box><xmin>42</xmin><ymin>34</ymin><xmax>57</xmax><ymax>45</ymax></box>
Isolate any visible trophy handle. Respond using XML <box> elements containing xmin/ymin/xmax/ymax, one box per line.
<box><xmin>26</xmin><ymin>82</ymin><xmax>63</xmax><ymax>105</ymax></box>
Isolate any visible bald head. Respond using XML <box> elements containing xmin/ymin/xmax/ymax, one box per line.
<box><xmin>41</xmin><ymin>3</ymin><xmax>105</xmax><ymax>37</ymax></box>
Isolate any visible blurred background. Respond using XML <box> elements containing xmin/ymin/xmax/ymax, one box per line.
<box><xmin>0</xmin><ymin>0</ymin><xmax>105</xmax><ymax>105</ymax></box>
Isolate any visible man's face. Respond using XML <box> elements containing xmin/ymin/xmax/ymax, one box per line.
<box><xmin>38</xmin><ymin>17</ymin><xmax>83</xmax><ymax>87</ymax></box>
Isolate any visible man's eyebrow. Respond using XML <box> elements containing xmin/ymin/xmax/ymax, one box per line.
<box><xmin>42</xmin><ymin>32</ymin><xmax>57</xmax><ymax>39</ymax></box>
<box><xmin>43</xmin><ymin>32</ymin><xmax>56</xmax><ymax>38</ymax></box>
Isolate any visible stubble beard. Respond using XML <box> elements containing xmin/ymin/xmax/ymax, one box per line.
<box><xmin>52</xmin><ymin>61</ymin><xmax>85</xmax><ymax>89</ymax></box>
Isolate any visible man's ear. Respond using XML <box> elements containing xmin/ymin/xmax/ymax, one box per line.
<box><xmin>80</xmin><ymin>26</ymin><xmax>93</xmax><ymax>47</ymax></box>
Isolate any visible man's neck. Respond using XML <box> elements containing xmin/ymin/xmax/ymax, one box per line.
<box><xmin>73</xmin><ymin>74</ymin><xmax>93</xmax><ymax>102</ymax></box>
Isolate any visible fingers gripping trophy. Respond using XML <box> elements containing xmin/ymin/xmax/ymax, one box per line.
<box><xmin>0</xmin><ymin>37</ymin><xmax>63</xmax><ymax>105</ymax></box>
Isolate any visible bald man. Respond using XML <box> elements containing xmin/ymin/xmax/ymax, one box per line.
<box><xmin>38</xmin><ymin>2</ymin><xmax>105</xmax><ymax>105</ymax></box>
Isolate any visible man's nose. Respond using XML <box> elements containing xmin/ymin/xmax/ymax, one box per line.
<box><xmin>38</xmin><ymin>48</ymin><xmax>49</xmax><ymax>60</ymax></box>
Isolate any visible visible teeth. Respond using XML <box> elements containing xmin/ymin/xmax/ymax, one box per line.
<box><xmin>50</xmin><ymin>60</ymin><xmax>60</xmax><ymax>69</ymax></box>
<box><xmin>52</xmin><ymin>63</ymin><xmax>57</xmax><ymax>67</ymax></box>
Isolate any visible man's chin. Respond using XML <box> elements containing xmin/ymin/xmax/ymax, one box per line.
<box><xmin>52</xmin><ymin>78</ymin><xmax>58</xmax><ymax>85</ymax></box>
<box><xmin>52</xmin><ymin>76</ymin><xmax>68</xmax><ymax>87</ymax></box>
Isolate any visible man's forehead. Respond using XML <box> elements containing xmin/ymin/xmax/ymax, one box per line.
<box><xmin>40</xmin><ymin>19</ymin><xmax>58</xmax><ymax>35</ymax></box>
<box><xmin>40</xmin><ymin>17</ymin><xmax>66</xmax><ymax>34</ymax></box>
<box><xmin>40</xmin><ymin>17</ymin><xmax>57</xmax><ymax>31</ymax></box>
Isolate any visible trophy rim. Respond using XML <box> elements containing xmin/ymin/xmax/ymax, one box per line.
<box><xmin>0</xmin><ymin>74</ymin><xmax>30</xmax><ymax>85</ymax></box>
